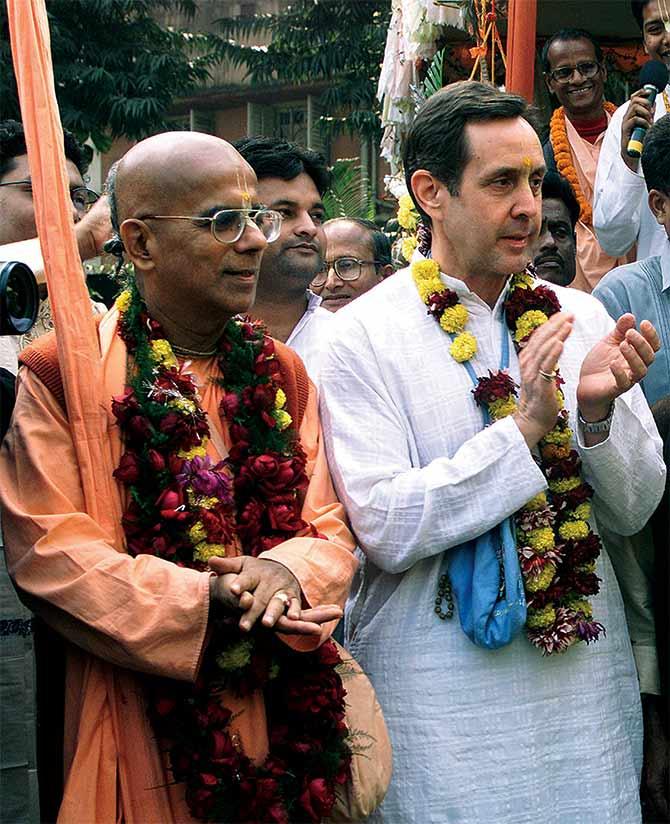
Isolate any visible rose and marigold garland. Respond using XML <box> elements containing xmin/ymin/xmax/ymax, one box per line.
<box><xmin>111</xmin><ymin>280</ymin><xmax>351</xmax><ymax>823</ymax></box>
<box><xmin>412</xmin><ymin>259</ymin><xmax>605</xmax><ymax>655</ymax></box>
<box><xmin>548</xmin><ymin>103</ymin><xmax>617</xmax><ymax>227</ymax></box>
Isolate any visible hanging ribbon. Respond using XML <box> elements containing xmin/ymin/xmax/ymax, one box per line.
<box><xmin>6</xmin><ymin>0</ymin><xmax>123</xmax><ymax>546</ymax></box>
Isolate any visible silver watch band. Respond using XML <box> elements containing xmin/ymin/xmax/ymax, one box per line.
<box><xmin>578</xmin><ymin>402</ymin><xmax>615</xmax><ymax>434</ymax></box>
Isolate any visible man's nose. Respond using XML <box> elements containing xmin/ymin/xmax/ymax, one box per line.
<box><xmin>516</xmin><ymin>185</ymin><xmax>540</xmax><ymax>219</ymax></box>
<box><xmin>236</xmin><ymin>219</ymin><xmax>268</xmax><ymax>252</ymax></box>
<box><xmin>538</xmin><ymin>228</ymin><xmax>556</xmax><ymax>252</ymax></box>
<box><xmin>294</xmin><ymin>210</ymin><xmax>318</xmax><ymax>238</ymax></box>
<box><xmin>324</xmin><ymin>264</ymin><xmax>343</xmax><ymax>290</ymax></box>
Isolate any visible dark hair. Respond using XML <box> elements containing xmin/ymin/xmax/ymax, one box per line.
<box><xmin>233</xmin><ymin>137</ymin><xmax>330</xmax><ymax>196</ymax></box>
<box><xmin>541</xmin><ymin>171</ymin><xmax>581</xmax><ymax>228</ymax></box>
<box><xmin>325</xmin><ymin>217</ymin><xmax>393</xmax><ymax>268</ymax></box>
<box><xmin>631</xmin><ymin>0</ymin><xmax>653</xmax><ymax>30</ymax></box>
<box><xmin>541</xmin><ymin>28</ymin><xmax>603</xmax><ymax>73</ymax></box>
<box><xmin>0</xmin><ymin>118</ymin><xmax>89</xmax><ymax>181</ymax></box>
<box><xmin>403</xmin><ymin>81</ymin><xmax>532</xmax><ymax>222</ymax></box>
<box><xmin>642</xmin><ymin>113</ymin><xmax>670</xmax><ymax>195</ymax></box>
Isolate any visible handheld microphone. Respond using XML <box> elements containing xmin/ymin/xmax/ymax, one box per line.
<box><xmin>626</xmin><ymin>60</ymin><xmax>669</xmax><ymax>158</ymax></box>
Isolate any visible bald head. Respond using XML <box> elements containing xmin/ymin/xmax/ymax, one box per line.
<box><xmin>113</xmin><ymin>132</ymin><xmax>256</xmax><ymax>225</ymax></box>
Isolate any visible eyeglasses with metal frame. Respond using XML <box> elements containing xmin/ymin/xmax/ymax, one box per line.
<box><xmin>139</xmin><ymin>209</ymin><xmax>283</xmax><ymax>245</ymax></box>
<box><xmin>0</xmin><ymin>179</ymin><xmax>100</xmax><ymax>213</ymax></box>
<box><xmin>311</xmin><ymin>256</ymin><xmax>384</xmax><ymax>288</ymax></box>
<box><xmin>546</xmin><ymin>61</ymin><xmax>601</xmax><ymax>84</ymax></box>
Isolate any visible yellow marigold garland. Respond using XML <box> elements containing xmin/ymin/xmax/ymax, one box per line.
<box><xmin>411</xmin><ymin>263</ymin><xmax>605</xmax><ymax>654</ymax></box>
<box><xmin>549</xmin><ymin>103</ymin><xmax>617</xmax><ymax>227</ymax></box>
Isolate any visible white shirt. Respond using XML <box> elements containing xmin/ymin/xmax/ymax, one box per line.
<box><xmin>593</xmin><ymin>87</ymin><xmax>670</xmax><ymax>260</ymax></box>
<box><xmin>285</xmin><ymin>290</ymin><xmax>334</xmax><ymax>385</ymax></box>
<box><xmin>319</xmin><ymin>267</ymin><xmax>665</xmax><ymax>823</ymax></box>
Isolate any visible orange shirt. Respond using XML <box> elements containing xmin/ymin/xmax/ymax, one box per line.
<box><xmin>0</xmin><ymin>309</ymin><xmax>357</xmax><ymax>823</ymax></box>
<box><xmin>565</xmin><ymin>116</ymin><xmax>633</xmax><ymax>293</ymax></box>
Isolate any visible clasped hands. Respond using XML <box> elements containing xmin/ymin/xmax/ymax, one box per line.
<box><xmin>514</xmin><ymin>312</ymin><xmax>660</xmax><ymax>449</ymax></box>
<box><xmin>208</xmin><ymin>555</ymin><xmax>342</xmax><ymax>637</ymax></box>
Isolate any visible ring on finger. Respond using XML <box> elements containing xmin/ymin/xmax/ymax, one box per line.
<box><xmin>538</xmin><ymin>369</ymin><xmax>557</xmax><ymax>382</ymax></box>
<box><xmin>272</xmin><ymin>590</ymin><xmax>291</xmax><ymax>609</ymax></box>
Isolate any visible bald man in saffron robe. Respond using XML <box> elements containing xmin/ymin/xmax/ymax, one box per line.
<box><xmin>0</xmin><ymin>133</ymin><xmax>358</xmax><ymax>823</ymax></box>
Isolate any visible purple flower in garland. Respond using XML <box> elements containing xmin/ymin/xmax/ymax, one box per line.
<box><xmin>575</xmin><ymin>618</ymin><xmax>605</xmax><ymax>644</ymax></box>
<box><xmin>177</xmin><ymin>455</ymin><xmax>233</xmax><ymax>502</ymax></box>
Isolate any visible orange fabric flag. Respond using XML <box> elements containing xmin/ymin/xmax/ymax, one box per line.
<box><xmin>6</xmin><ymin>0</ymin><xmax>123</xmax><ymax>547</ymax></box>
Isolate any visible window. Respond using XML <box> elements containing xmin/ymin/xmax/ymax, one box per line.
<box><xmin>275</xmin><ymin>105</ymin><xmax>307</xmax><ymax>145</ymax></box>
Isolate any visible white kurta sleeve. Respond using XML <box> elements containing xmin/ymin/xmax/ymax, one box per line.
<box><xmin>577</xmin><ymin>390</ymin><xmax>665</xmax><ymax>536</ymax></box>
<box><xmin>593</xmin><ymin>105</ymin><xmax>646</xmax><ymax>257</ymax></box>
<box><xmin>319</xmin><ymin>323</ymin><xmax>547</xmax><ymax>574</ymax></box>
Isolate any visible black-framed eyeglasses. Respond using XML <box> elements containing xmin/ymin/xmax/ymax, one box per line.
<box><xmin>311</xmin><ymin>257</ymin><xmax>383</xmax><ymax>288</ymax></box>
<box><xmin>547</xmin><ymin>61</ymin><xmax>601</xmax><ymax>84</ymax></box>
<box><xmin>0</xmin><ymin>179</ymin><xmax>99</xmax><ymax>213</ymax></box>
<box><xmin>140</xmin><ymin>208</ymin><xmax>282</xmax><ymax>245</ymax></box>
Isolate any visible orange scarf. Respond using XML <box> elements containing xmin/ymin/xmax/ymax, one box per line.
<box><xmin>549</xmin><ymin>103</ymin><xmax>617</xmax><ymax>227</ymax></box>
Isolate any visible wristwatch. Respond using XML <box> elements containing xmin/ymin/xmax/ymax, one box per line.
<box><xmin>578</xmin><ymin>402</ymin><xmax>615</xmax><ymax>434</ymax></box>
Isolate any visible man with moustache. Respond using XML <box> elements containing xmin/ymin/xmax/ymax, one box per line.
<box><xmin>0</xmin><ymin>132</ymin><xmax>357</xmax><ymax>821</ymax></box>
<box><xmin>310</xmin><ymin>218</ymin><xmax>394</xmax><ymax>312</ymax></box>
<box><xmin>319</xmin><ymin>81</ymin><xmax>664</xmax><ymax>822</ymax></box>
<box><xmin>594</xmin><ymin>0</ymin><xmax>670</xmax><ymax>261</ymax></box>
<box><xmin>532</xmin><ymin>170</ymin><xmax>580</xmax><ymax>286</ymax></box>
<box><xmin>234</xmin><ymin>137</ymin><xmax>334</xmax><ymax>381</ymax></box>
<box><xmin>543</xmin><ymin>29</ymin><xmax>631</xmax><ymax>291</ymax></box>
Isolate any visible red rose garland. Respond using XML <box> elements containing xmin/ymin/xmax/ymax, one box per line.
<box><xmin>413</xmin><ymin>261</ymin><xmax>605</xmax><ymax>654</ymax></box>
<box><xmin>111</xmin><ymin>281</ymin><xmax>351</xmax><ymax>822</ymax></box>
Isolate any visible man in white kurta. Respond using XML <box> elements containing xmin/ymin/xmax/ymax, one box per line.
<box><xmin>319</xmin><ymin>81</ymin><xmax>666</xmax><ymax>823</ymax></box>
<box><xmin>593</xmin><ymin>0</ymin><xmax>670</xmax><ymax>261</ymax></box>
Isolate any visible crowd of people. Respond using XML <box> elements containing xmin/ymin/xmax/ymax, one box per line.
<box><xmin>1</xmin><ymin>0</ymin><xmax>670</xmax><ymax>822</ymax></box>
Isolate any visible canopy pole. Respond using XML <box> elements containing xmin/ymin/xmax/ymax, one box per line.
<box><xmin>505</xmin><ymin>0</ymin><xmax>537</xmax><ymax>102</ymax></box>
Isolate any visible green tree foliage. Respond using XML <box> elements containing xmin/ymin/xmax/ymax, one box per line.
<box><xmin>0</xmin><ymin>0</ymin><xmax>221</xmax><ymax>151</ymax></box>
<box><xmin>323</xmin><ymin>158</ymin><xmax>375</xmax><ymax>221</ymax></box>
<box><xmin>216</xmin><ymin>0</ymin><xmax>391</xmax><ymax>142</ymax></box>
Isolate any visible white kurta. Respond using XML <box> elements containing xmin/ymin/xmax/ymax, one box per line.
<box><xmin>319</xmin><ymin>267</ymin><xmax>666</xmax><ymax>824</ymax></box>
<box><xmin>286</xmin><ymin>289</ymin><xmax>335</xmax><ymax>385</ymax></box>
<box><xmin>593</xmin><ymin>89</ymin><xmax>670</xmax><ymax>261</ymax></box>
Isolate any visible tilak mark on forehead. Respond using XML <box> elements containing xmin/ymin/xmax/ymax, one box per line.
<box><xmin>236</xmin><ymin>170</ymin><xmax>253</xmax><ymax>208</ymax></box>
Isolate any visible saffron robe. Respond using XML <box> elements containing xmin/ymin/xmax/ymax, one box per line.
<box><xmin>0</xmin><ymin>308</ymin><xmax>357</xmax><ymax>823</ymax></box>
<box><xmin>564</xmin><ymin>115</ymin><xmax>631</xmax><ymax>293</ymax></box>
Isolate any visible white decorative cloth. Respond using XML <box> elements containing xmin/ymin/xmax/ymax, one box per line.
<box><xmin>377</xmin><ymin>0</ymin><xmax>464</xmax><ymax>172</ymax></box>
<box><xmin>319</xmin><ymin>267</ymin><xmax>666</xmax><ymax>823</ymax></box>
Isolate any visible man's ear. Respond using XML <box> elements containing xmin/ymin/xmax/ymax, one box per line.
<box><xmin>120</xmin><ymin>219</ymin><xmax>154</xmax><ymax>272</ymax></box>
<box><xmin>544</xmin><ymin>73</ymin><xmax>555</xmax><ymax>97</ymax></box>
<box><xmin>410</xmin><ymin>170</ymin><xmax>446</xmax><ymax>224</ymax></box>
<box><xmin>380</xmin><ymin>263</ymin><xmax>395</xmax><ymax>279</ymax></box>
<box><xmin>648</xmin><ymin>189</ymin><xmax>670</xmax><ymax>227</ymax></box>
